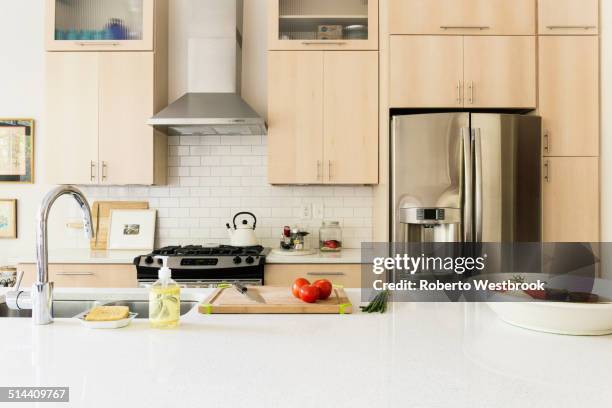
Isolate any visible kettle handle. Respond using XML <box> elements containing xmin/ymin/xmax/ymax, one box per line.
<box><xmin>233</xmin><ymin>212</ymin><xmax>257</xmax><ymax>230</ymax></box>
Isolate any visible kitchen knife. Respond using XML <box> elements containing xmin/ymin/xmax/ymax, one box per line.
<box><xmin>233</xmin><ymin>282</ymin><xmax>266</xmax><ymax>304</ymax></box>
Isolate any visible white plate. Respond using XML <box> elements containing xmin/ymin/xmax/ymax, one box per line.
<box><xmin>75</xmin><ymin>312</ymin><xmax>138</xmax><ymax>329</ymax></box>
<box><xmin>271</xmin><ymin>248</ymin><xmax>317</xmax><ymax>256</ymax></box>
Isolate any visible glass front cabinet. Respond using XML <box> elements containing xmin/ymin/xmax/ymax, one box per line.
<box><xmin>268</xmin><ymin>0</ymin><xmax>378</xmax><ymax>50</ymax></box>
<box><xmin>45</xmin><ymin>0</ymin><xmax>155</xmax><ymax>51</ymax></box>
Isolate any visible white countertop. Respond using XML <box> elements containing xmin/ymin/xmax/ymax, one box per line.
<box><xmin>1</xmin><ymin>287</ymin><xmax>611</xmax><ymax>408</ymax></box>
<box><xmin>9</xmin><ymin>248</ymin><xmax>363</xmax><ymax>265</ymax></box>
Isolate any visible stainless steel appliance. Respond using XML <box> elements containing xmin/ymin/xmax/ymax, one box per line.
<box><xmin>391</xmin><ymin>113</ymin><xmax>541</xmax><ymax>243</ymax></box>
<box><xmin>134</xmin><ymin>245</ymin><xmax>269</xmax><ymax>288</ymax></box>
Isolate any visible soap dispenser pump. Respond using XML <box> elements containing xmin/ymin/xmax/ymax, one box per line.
<box><xmin>149</xmin><ymin>257</ymin><xmax>181</xmax><ymax>328</ymax></box>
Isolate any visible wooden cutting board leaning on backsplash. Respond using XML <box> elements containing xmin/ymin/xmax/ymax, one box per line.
<box><xmin>90</xmin><ymin>201</ymin><xmax>149</xmax><ymax>250</ymax></box>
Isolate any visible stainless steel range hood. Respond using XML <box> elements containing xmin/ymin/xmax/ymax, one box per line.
<box><xmin>148</xmin><ymin>0</ymin><xmax>266</xmax><ymax>136</ymax></box>
<box><xmin>148</xmin><ymin>93</ymin><xmax>266</xmax><ymax>136</ymax></box>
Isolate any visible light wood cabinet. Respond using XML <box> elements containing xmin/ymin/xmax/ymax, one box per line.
<box><xmin>543</xmin><ymin>157</ymin><xmax>599</xmax><ymax>242</ymax></box>
<box><xmin>390</xmin><ymin>36</ymin><xmax>536</xmax><ymax>109</ymax></box>
<box><xmin>17</xmin><ymin>264</ymin><xmax>138</xmax><ymax>288</ymax></box>
<box><xmin>463</xmin><ymin>36</ymin><xmax>536</xmax><ymax>108</ymax></box>
<box><xmin>538</xmin><ymin>0</ymin><xmax>599</xmax><ymax>35</ymax></box>
<box><xmin>268</xmin><ymin>51</ymin><xmax>378</xmax><ymax>184</ymax></box>
<box><xmin>46</xmin><ymin>0</ymin><xmax>157</xmax><ymax>51</ymax></box>
<box><xmin>265</xmin><ymin>264</ymin><xmax>362</xmax><ymax>287</ymax></box>
<box><xmin>389</xmin><ymin>0</ymin><xmax>535</xmax><ymax>35</ymax></box>
<box><xmin>390</xmin><ymin>36</ymin><xmax>464</xmax><ymax>108</ymax></box>
<box><xmin>539</xmin><ymin>36</ymin><xmax>599</xmax><ymax>157</ymax></box>
<box><xmin>45</xmin><ymin>53</ymin><xmax>100</xmax><ymax>185</ymax></box>
<box><xmin>45</xmin><ymin>51</ymin><xmax>167</xmax><ymax>185</ymax></box>
<box><xmin>98</xmin><ymin>52</ymin><xmax>164</xmax><ymax>185</ymax></box>
<box><xmin>323</xmin><ymin>52</ymin><xmax>378</xmax><ymax>184</ymax></box>
<box><xmin>268</xmin><ymin>51</ymin><xmax>324</xmax><ymax>184</ymax></box>
<box><xmin>268</xmin><ymin>0</ymin><xmax>378</xmax><ymax>51</ymax></box>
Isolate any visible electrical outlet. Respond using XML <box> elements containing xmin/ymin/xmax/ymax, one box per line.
<box><xmin>312</xmin><ymin>203</ymin><xmax>324</xmax><ymax>219</ymax></box>
<box><xmin>300</xmin><ymin>204</ymin><xmax>312</xmax><ymax>220</ymax></box>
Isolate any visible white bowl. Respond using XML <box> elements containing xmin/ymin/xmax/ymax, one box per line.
<box><xmin>75</xmin><ymin>312</ymin><xmax>138</xmax><ymax>329</ymax></box>
<box><xmin>487</xmin><ymin>301</ymin><xmax>612</xmax><ymax>336</ymax></box>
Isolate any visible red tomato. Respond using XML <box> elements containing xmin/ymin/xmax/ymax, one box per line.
<box><xmin>313</xmin><ymin>279</ymin><xmax>333</xmax><ymax>300</ymax></box>
<box><xmin>292</xmin><ymin>278</ymin><xmax>310</xmax><ymax>298</ymax></box>
<box><xmin>299</xmin><ymin>285</ymin><xmax>320</xmax><ymax>303</ymax></box>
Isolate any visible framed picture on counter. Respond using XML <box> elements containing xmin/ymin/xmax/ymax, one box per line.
<box><xmin>108</xmin><ymin>209</ymin><xmax>156</xmax><ymax>250</ymax></box>
<box><xmin>0</xmin><ymin>119</ymin><xmax>34</xmax><ymax>183</ymax></box>
<box><xmin>0</xmin><ymin>199</ymin><xmax>17</xmax><ymax>239</ymax></box>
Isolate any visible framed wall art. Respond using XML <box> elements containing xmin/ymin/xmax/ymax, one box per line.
<box><xmin>0</xmin><ymin>119</ymin><xmax>34</xmax><ymax>183</ymax></box>
<box><xmin>108</xmin><ymin>209</ymin><xmax>156</xmax><ymax>250</ymax></box>
<box><xmin>0</xmin><ymin>199</ymin><xmax>17</xmax><ymax>239</ymax></box>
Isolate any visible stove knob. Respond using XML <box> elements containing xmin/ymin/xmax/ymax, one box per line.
<box><xmin>144</xmin><ymin>256</ymin><xmax>154</xmax><ymax>265</ymax></box>
<box><xmin>233</xmin><ymin>256</ymin><xmax>242</xmax><ymax>265</ymax></box>
<box><xmin>245</xmin><ymin>256</ymin><xmax>254</xmax><ymax>265</ymax></box>
<box><xmin>157</xmin><ymin>258</ymin><xmax>164</xmax><ymax>266</ymax></box>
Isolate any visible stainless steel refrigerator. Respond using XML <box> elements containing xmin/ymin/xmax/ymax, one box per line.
<box><xmin>391</xmin><ymin>113</ymin><xmax>542</xmax><ymax>243</ymax></box>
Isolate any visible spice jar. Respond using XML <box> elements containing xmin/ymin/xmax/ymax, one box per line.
<box><xmin>319</xmin><ymin>221</ymin><xmax>342</xmax><ymax>252</ymax></box>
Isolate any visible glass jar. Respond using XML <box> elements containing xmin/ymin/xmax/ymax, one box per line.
<box><xmin>319</xmin><ymin>221</ymin><xmax>343</xmax><ymax>252</ymax></box>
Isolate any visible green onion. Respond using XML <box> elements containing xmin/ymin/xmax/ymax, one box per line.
<box><xmin>360</xmin><ymin>290</ymin><xmax>389</xmax><ymax>313</ymax></box>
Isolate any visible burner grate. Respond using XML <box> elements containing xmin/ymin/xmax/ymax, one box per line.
<box><xmin>151</xmin><ymin>245</ymin><xmax>265</xmax><ymax>257</ymax></box>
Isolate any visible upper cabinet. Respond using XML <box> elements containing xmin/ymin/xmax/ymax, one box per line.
<box><xmin>46</xmin><ymin>0</ymin><xmax>156</xmax><ymax>51</ymax></box>
<box><xmin>268</xmin><ymin>51</ymin><xmax>378</xmax><ymax>184</ymax></box>
<box><xmin>463</xmin><ymin>36</ymin><xmax>536</xmax><ymax>108</ymax></box>
<box><xmin>45</xmin><ymin>52</ymin><xmax>167</xmax><ymax>185</ymax></box>
<box><xmin>538</xmin><ymin>0</ymin><xmax>599</xmax><ymax>35</ymax></box>
<box><xmin>268</xmin><ymin>0</ymin><xmax>378</xmax><ymax>50</ymax></box>
<box><xmin>390</xmin><ymin>36</ymin><xmax>536</xmax><ymax>109</ymax></box>
<box><xmin>389</xmin><ymin>0</ymin><xmax>535</xmax><ymax>35</ymax></box>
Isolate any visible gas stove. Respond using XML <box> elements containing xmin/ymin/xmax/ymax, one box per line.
<box><xmin>134</xmin><ymin>245</ymin><xmax>269</xmax><ymax>287</ymax></box>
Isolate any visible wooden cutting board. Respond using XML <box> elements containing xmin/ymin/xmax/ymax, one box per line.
<box><xmin>199</xmin><ymin>286</ymin><xmax>353</xmax><ymax>314</ymax></box>
<box><xmin>90</xmin><ymin>201</ymin><xmax>149</xmax><ymax>250</ymax></box>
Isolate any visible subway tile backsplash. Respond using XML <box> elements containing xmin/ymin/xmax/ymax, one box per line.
<box><xmin>80</xmin><ymin>134</ymin><xmax>373</xmax><ymax>249</ymax></box>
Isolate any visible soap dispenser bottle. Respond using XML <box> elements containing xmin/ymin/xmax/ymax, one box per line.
<box><xmin>149</xmin><ymin>257</ymin><xmax>181</xmax><ymax>328</ymax></box>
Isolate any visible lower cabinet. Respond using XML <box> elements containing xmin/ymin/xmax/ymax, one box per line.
<box><xmin>543</xmin><ymin>157</ymin><xmax>599</xmax><ymax>242</ymax></box>
<box><xmin>17</xmin><ymin>264</ymin><xmax>138</xmax><ymax>288</ymax></box>
<box><xmin>265</xmin><ymin>264</ymin><xmax>362</xmax><ymax>288</ymax></box>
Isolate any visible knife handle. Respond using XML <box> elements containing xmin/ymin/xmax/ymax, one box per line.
<box><xmin>233</xmin><ymin>282</ymin><xmax>248</xmax><ymax>294</ymax></box>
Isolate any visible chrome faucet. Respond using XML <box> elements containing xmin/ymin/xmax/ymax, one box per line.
<box><xmin>6</xmin><ymin>186</ymin><xmax>94</xmax><ymax>325</ymax></box>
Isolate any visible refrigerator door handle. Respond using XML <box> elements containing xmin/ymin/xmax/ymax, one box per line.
<box><xmin>462</xmin><ymin>127</ymin><xmax>473</xmax><ymax>243</ymax></box>
<box><xmin>474</xmin><ymin>128</ymin><xmax>483</xmax><ymax>243</ymax></box>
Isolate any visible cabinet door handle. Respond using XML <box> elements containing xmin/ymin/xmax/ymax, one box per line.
<box><xmin>317</xmin><ymin>160</ymin><xmax>322</xmax><ymax>181</ymax></box>
<box><xmin>546</xmin><ymin>25</ymin><xmax>596</xmax><ymax>30</ymax></box>
<box><xmin>456</xmin><ymin>81</ymin><xmax>462</xmax><ymax>104</ymax></box>
<box><xmin>544</xmin><ymin>160</ymin><xmax>550</xmax><ymax>183</ymax></box>
<box><xmin>468</xmin><ymin>81</ymin><xmax>474</xmax><ymax>104</ymax></box>
<box><xmin>302</xmin><ymin>41</ymin><xmax>346</xmax><ymax>46</ymax></box>
<box><xmin>544</xmin><ymin>131</ymin><xmax>551</xmax><ymax>153</ymax></box>
<box><xmin>440</xmin><ymin>26</ymin><xmax>490</xmax><ymax>30</ymax></box>
<box><xmin>56</xmin><ymin>272</ymin><xmax>95</xmax><ymax>276</ymax></box>
<box><xmin>75</xmin><ymin>41</ymin><xmax>121</xmax><ymax>46</ymax></box>
<box><xmin>90</xmin><ymin>161</ymin><xmax>97</xmax><ymax>182</ymax></box>
<box><xmin>306</xmin><ymin>272</ymin><xmax>346</xmax><ymax>277</ymax></box>
<box><xmin>328</xmin><ymin>161</ymin><xmax>333</xmax><ymax>181</ymax></box>
<box><xmin>102</xmin><ymin>161</ymin><xmax>108</xmax><ymax>182</ymax></box>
